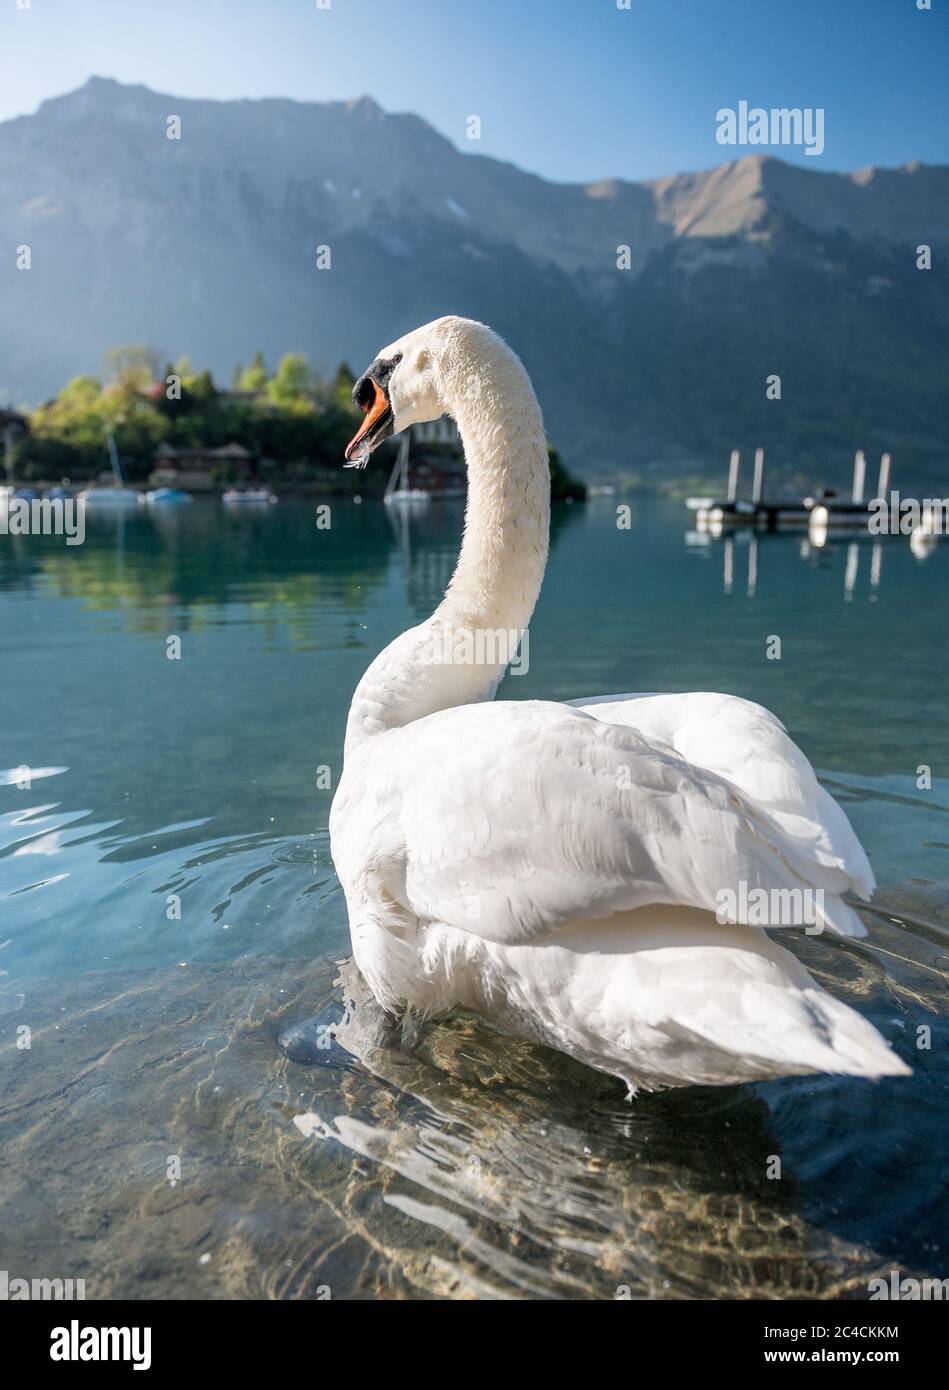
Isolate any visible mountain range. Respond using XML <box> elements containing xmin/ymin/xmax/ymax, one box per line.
<box><xmin>2</xmin><ymin>77</ymin><xmax>947</xmax><ymax>485</ymax></box>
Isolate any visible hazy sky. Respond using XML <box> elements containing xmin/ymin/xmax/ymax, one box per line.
<box><xmin>2</xmin><ymin>0</ymin><xmax>947</xmax><ymax>181</ymax></box>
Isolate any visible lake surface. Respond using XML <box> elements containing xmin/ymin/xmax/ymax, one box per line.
<box><xmin>1</xmin><ymin>496</ymin><xmax>947</xmax><ymax>1299</ymax></box>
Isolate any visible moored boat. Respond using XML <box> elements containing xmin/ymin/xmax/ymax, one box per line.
<box><xmin>222</xmin><ymin>487</ymin><xmax>278</xmax><ymax>504</ymax></box>
<box><xmin>144</xmin><ymin>487</ymin><xmax>192</xmax><ymax>505</ymax></box>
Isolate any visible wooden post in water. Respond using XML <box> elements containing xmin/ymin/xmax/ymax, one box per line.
<box><xmin>726</xmin><ymin>450</ymin><xmax>740</xmax><ymax>502</ymax></box>
<box><xmin>852</xmin><ymin>450</ymin><xmax>866</xmax><ymax>504</ymax></box>
<box><xmin>751</xmin><ymin>448</ymin><xmax>765</xmax><ymax>506</ymax></box>
<box><xmin>876</xmin><ymin>452</ymin><xmax>891</xmax><ymax>499</ymax></box>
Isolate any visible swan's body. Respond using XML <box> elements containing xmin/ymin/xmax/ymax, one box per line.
<box><xmin>330</xmin><ymin>317</ymin><xmax>909</xmax><ymax>1091</ymax></box>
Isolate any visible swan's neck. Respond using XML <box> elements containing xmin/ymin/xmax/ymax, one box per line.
<box><xmin>439</xmin><ymin>375</ymin><xmax>550</xmax><ymax>634</ymax></box>
<box><xmin>345</xmin><ymin>341</ymin><xmax>550</xmax><ymax>751</ymax></box>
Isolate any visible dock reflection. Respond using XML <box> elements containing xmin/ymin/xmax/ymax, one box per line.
<box><xmin>686</xmin><ymin>527</ymin><xmax>903</xmax><ymax>600</ymax></box>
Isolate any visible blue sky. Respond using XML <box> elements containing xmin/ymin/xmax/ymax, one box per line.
<box><xmin>1</xmin><ymin>0</ymin><xmax>946</xmax><ymax>181</ymax></box>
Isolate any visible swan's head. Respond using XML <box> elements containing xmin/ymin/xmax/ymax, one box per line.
<box><xmin>344</xmin><ymin>316</ymin><xmax>491</xmax><ymax>467</ymax></box>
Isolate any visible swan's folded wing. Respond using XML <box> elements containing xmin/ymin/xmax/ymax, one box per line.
<box><xmin>388</xmin><ymin>699</ymin><xmax>863</xmax><ymax>944</ymax></box>
<box><xmin>569</xmin><ymin>691</ymin><xmax>874</xmax><ymax>901</ymax></box>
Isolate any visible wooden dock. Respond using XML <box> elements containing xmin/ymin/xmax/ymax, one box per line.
<box><xmin>690</xmin><ymin>450</ymin><xmax>898</xmax><ymax>535</ymax></box>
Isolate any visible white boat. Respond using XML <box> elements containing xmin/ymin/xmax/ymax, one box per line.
<box><xmin>916</xmin><ymin>503</ymin><xmax>944</xmax><ymax>537</ymax></box>
<box><xmin>77</xmin><ymin>429</ymin><xmax>140</xmax><ymax>508</ymax></box>
<box><xmin>910</xmin><ymin>504</ymin><xmax>943</xmax><ymax>557</ymax></box>
<box><xmin>383</xmin><ymin>436</ymin><xmax>431</xmax><ymax>506</ymax></box>
<box><xmin>144</xmin><ymin>487</ymin><xmax>192</xmax><ymax>505</ymax></box>
<box><xmin>77</xmin><ymin>486</ymin><xmax>141</xmax><ymax>509</ymax></box>
<box><xmin>222</xmin><ymin>487</ymin><xmax>278</xmax><ymax>504</ymax></box>
<box><xmin>385</xmin><ymin>488</ymin><xmax>432</xmax><ymax>505</ymax></box>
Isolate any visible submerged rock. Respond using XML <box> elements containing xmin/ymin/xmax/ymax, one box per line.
<box><xmin>278</xmin><ymin>1006</ymin><xmax>347</xmax><ymax>1067</ymax></box>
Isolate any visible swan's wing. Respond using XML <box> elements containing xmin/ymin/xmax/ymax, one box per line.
<box><xmin>568</xmin><ymin>691</ymin><xmax>874</xmax><ymax>903</ymax></box>
<box><xmin>353</xmin><ymin>698</ymin><xmax>865</xmax><ymax>946</ymax></box>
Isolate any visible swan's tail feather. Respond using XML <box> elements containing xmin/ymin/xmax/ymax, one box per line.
<box><xmin>664</xmin><ymin>978</ymin><xmax>911</xmax><ymax>1084</ymax></box>
<box><xmin>802</xmin><ymin>989</ymin><xmax>912</xmax><ymax>1078</ymax></box>
<box><xmin>815</xmin><ymin>894</ymin><xmax>868</xmax><ymax>940</ymax></box>
<box><xmin>539</xmin><ymin>908</ymin><xmax>909</xmax><ymax>1089</ymax></box>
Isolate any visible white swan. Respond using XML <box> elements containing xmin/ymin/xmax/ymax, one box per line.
<box><xmin>330</xmin><ymin>316</ymin><xmax>909</xmax><ymax>1092</ymax></box>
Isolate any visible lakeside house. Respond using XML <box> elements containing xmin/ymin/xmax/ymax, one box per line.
<box><xmin>0</xmin><ymin>408</ymin><xmax>27</xmax><ymax>434</ymax></box>
<box><xmin>386</xmin><ymin>420</ymin><xmax>584</xmax><ymax>500</ymax></box>
<box><xmin>398</xmin><ymin>418</ymin><xmax>467</xmax><ymax>495</ymax></box>
<box><xmin>152</xmin><ymin>442</ymin><xmax>255</xmax><ymax>491</ymax></box>
<box><xmin>1</xmin><ymin>407</ymin><xmax>28</xmax><ymax>447</ymax></box>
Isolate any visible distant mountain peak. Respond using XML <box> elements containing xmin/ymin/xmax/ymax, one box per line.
<box><xmin>37</xmin><ymin>74</ymin><xmax>157</xmax><ymax>118</ymax></box>
<box><xmin>342</xmin><ymin>95</ymin><xmax>383</xmax><ymax>115</ymax></box>
<box><xmin>1</xmin><ymin>78</ymin><xmax>946</xmax><ymax>478</ymax></box>
<box><xmin>72</xmin><ymin>74</ymin><xmax>149</xmax><ymax>100</ymax></box>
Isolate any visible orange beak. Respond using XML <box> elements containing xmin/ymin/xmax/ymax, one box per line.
<box><xmin>345</xmin><ymin>378</ymin><xmax>391</xmax><ymax>464</ymax></box>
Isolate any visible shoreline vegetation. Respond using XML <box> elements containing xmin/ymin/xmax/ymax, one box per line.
<box><xmin>8</xmin><ymin>346</ymin><xmax>587</xmax><ymax>502</ymax></box>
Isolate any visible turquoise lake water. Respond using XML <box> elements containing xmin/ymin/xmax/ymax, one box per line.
<box><xmin>1</xmin><ymin>497</ymin><xmax>947</xmax><ymax>1299</ymax></box>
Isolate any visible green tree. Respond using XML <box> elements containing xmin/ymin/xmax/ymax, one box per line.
<box><xmin>237</xmin><ymin>351</ymin><xmax>269</xmax><ymax>393</ymax></box>
<box><xmin>267</xmin><ymin>353</ymin><xmax>313</xmax><ymax>407</ymax></box>
<box><xmin>59</xmin><ymin>375</ymin><xmax>103</xmax><ymax>408</ymax></box>
<box><xmin>104</xmin><ymin>345</ymin><xmax>163</xmax><ymax>393</ymax></box>
<box><xmin>171</xmin><ymin>355</ymin><xmax>197</xmax><ymax>388</ymax></box>
<box><xmin>548</xmin><ymin>446</ymin><xmax>587</xmax><ymax>502</ymax></box>
<box><xmin>332</xmin><ymin>361</ymin><xmax>357</xmax><ymax>411</ymax></box>
<box><xmin>190</xmin><ymin>368</ymin><xmax>216</xmax><ymax>403</ymax></box>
